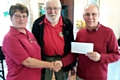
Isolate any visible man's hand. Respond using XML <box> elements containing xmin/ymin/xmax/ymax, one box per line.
<box><xmin>53</xmin><ymin>60</ymin><xmax>63</xmax><ymax>72</ymax></box>
<box><xmin>86</xmin><ymin>51</ymin><xmax>101</xmax><ymax>61</ymax></box>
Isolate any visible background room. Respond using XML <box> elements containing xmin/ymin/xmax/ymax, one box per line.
<box><xmin>0</xmin><ymin>0</ymin><xmax>120</xmax><ymax>80</ymax></box>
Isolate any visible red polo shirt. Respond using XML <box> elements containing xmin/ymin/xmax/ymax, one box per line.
<box><xmin>43</xmin><ymin>16</ymin><xmax>64</xmax><ymax>56</ymax></box>
<box><xmin>2</xmin><ymin>26</ymin><xmax>42</xmax><ymax>80</ymax></box>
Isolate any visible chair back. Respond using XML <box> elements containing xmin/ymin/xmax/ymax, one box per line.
<box><xmin>0</xmin><ymin>46</ymin><xmax>5</xmax><ymax>80</ymax></box>
<box><xmin>0</xmin><ymin>47</ymin><xmax>5</xmax><ymax>60</ymax></box>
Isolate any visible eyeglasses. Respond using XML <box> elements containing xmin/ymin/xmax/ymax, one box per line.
<box><xmin>14</xmin><ymin>14</ymin><xmax>28</xmax><ymax>19</ymax></box>
<box><xmin>45</xmin><ymin>7</ymin><xmax>60</xmax><ymax>11</ymax></box>
<box><xmin>84</xmin><ymin>13</ymin><xmax>99</xmax><ymax>17</ymax></box>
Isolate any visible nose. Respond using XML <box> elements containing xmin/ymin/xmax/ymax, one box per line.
<box><xmin>19</xmin><ymin>17</ymin><xmax>25</xmax><ymax>20</ymax></box>
<box><xmin>88</xmin><ymin>15</ymin><xmax>94</xmax><ymax>19</ymax></box>
<box><xmin>50</xmin><ymin>9</ymin><xmax>55</xmax><ymax>13</ymax></box>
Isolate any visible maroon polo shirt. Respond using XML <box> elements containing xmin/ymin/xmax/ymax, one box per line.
<box><xmin>43</xmin><ymin>16</ymin><xmax>64</xmax><ymax>56</ymax></box>
<box><xmin>2</xmin><ymin>26</ymin><xmax>42</xmax><ymax>80</ymax></box>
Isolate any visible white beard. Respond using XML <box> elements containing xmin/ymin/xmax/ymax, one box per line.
<box><xmin>45</xmin><ymin>13</ymin><xmax>61</xmax><ymax>24</ymax></box>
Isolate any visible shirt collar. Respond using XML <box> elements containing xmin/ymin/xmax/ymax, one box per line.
<box><xmin>87</xmin><ymin>22</ymin><xmax>101</xmax><ymax>31</ymax></box>
<box><xmin>95</xmin><ymin>22</ymin><xmax>100</xmax><ymax>31</ymax></box>
<box><xmin>10</xmin><ymin>26</ymin><xmax>26</xmax><ymax>35</ymax></box>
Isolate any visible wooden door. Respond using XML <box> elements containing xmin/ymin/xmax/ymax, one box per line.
<box><xmin>60</xmin><ymin>0</ymin><xmax>74</xmax><ymax>23</ymax></box>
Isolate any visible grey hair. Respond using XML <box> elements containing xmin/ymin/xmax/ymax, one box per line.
<box><xmin>84</xmin><ymin>4</ymin><xmax>99</xmax><ymax>12</ymax></box>
<box><xmin>44</xmin><ymin>0</ymin><xmax>61</xmax><ymax>7</ymax></box>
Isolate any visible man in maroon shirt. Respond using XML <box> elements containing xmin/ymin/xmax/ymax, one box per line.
<box><xmin>32</xmin><ymin>0</ymin><xmax>76</xmax><ymax>80</ymax></box>
<box><xmin>54</xmin><ymin>4</ymin><xmax>120</xmax><ymax>80</ymax></box>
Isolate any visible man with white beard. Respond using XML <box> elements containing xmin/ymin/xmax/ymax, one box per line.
<box><xmin>32</xmin><ymin>0</ymin><xmax>76</xmax><ymax>80</ymax></box>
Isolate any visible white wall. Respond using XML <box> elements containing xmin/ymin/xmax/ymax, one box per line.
<box><xmin>99</xmin><ymin>0</ymin><xmax>120</xmax><ymax>39</ymax></box>
<box><xmin>73</xmin><ymin>0</ymin><xmax>87</xmax><ymax>39</ymax></box>
<box><xmin>74</xmin><ymin>0</ymin><xmax>87</xmax><ymax>29</ymax></box>
<box><xmin>0</xmin><ymin>0</ymin><xmax>19</xmax><ymax>46</ymax></box>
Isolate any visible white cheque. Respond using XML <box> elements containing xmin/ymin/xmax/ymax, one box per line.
<box><xmin>71</xmin><ymin>42</ymin><xmax>94</xmax><ymax>54</ymax></box>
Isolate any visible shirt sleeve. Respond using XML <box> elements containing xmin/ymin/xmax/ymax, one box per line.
<box><xmin>61</xmin><ymin>53</ymin><xmax>78</xmax><ymax>67</ymax></box>
<box><xmin>100</xmin><ymin>30</ymin><xmax>120</xmax><ymax>63</ymax></box>
<box><xmin>2</xmin><ymin>35</ymin><xmax>29</xmax><ymax>65</ymax></box>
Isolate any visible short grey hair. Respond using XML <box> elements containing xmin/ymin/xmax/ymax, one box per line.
<box><xmin>44</xmin><ymin>0</ymin><xmax>61</xmax><ymax>7</ymax></box>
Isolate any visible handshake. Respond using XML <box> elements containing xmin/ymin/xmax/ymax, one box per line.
<box><xmin>49</xmin><ymin>60</ymin><xmax>63</xmax><ymax>72</ymax></box>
